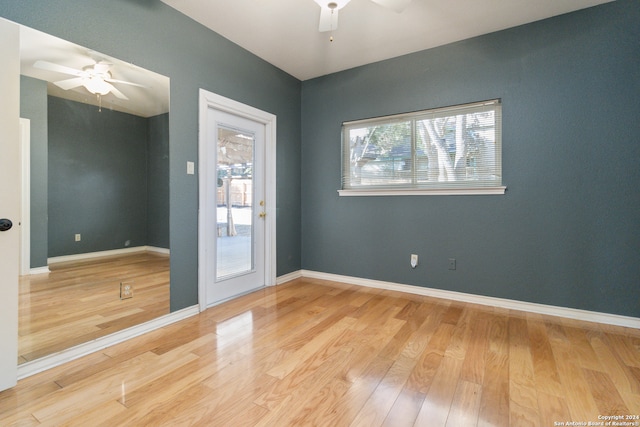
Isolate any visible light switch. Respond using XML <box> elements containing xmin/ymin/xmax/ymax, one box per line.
<box><xmin>187</xmin><ymin>161</ymin><xmax>195</xmax><ymax>175</ymax></box>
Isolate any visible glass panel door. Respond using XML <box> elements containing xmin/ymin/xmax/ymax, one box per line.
<box><xmin>216</xmin><ymin>126</ymin><xmax>255</xmax><ymax>280</ymax></box>
<box><xmin>199</xmin><ymin>92</ymin><xmax>272</xmax><ymax>309</ymax></box>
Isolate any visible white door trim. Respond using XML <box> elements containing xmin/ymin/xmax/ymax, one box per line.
<box><xmin>20</xmin><ymin>118</ymin><xmax>31</xmax><ymax>276</ymax></box>
<box><xmin>198</xmin><ymin>90</ymin><xmax>276</xmax><ymax>312</ymax></box>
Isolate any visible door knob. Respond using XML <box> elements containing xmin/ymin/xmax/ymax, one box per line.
<box><xmin>259</xmin><ymin>212</ymin><xmax>266</xmax><ymax>218</ymax></box>
<box><xmin>0</xmin><ymin>219</ymin><xmax>12</xmax><ymax>232</ymax></box>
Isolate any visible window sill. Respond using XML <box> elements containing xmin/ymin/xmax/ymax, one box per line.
<box><xmin>338</xmin><ymin>186</ymin><xmax>507</xmax><ymax>196</ymax></box>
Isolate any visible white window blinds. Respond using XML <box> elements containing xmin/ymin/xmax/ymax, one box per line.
<box><xmin>341</xmin><ymin>99</ymin><xmax>505</xmax><ymax>195</ymax></box>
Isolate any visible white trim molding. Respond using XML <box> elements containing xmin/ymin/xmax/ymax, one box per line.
<box><xmin>147</xmin><ymin>246</ymin><xmax>171</xmax><ymax>255</ymax></box>
<box><xmin>48</xmin><ymin>246</ymin><xmax>170</xmax><ymax>266</ymax></box>
<box><xmin>338</xmin><ymin>186</ymin><xmax>507</xmax><ymax>197</ymax></box>
<box><xmin>19</xmin><ymin>118</ymin><xmax>31</xmax><ymax>276</ymax></box>
<box><xmin>28</xmin><ymin>266</ymin><xmax>50</xmax><ymax>275</ymax></box>
<box><xmin>297</xmin><ymin>270</ymin><xmax>640</xmax><ymax>329</ymax></box>
<box><xmin>276</xmin><ymin>270</ymin><xmax>303</xmax><ymax>285</ymax></box>
<box><xmin>17</xmin><ymin>305</ymin><xmax>199</xmax><ymax>379</ymax></box>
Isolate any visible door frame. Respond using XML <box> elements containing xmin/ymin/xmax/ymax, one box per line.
<box><xmin>20</xmin><ymin>118</ymin><xmax>31</xmax><ymax>276</ymax></box>
<box><xmin>197</xmin><ymin>89</ymin><xmax>277</xmax><ymax>312</ymax></box>
<box><xmin>0</xmin><ymin>17</ymin><xmax>20</xmax><ymax>391</ymax></box>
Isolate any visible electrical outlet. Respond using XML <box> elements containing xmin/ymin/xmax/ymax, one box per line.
<box><xmin>75</xmin><ymin>233</ymin><xmax>81</xmax><ymax>242</ymax></box>
<box><xmin>120</xmin><ymin>282</ymin><xmax>134</xmax><ymax>300</ymax></box>
<box><xmin>410</xmin><ymin>254</ymin><xmax>418</xmax><ymax>269</ymax></box>
<box><xmin>448</xmin><ymin>258</ymin><xmax>456</xmax><ymax>270</ymax></box>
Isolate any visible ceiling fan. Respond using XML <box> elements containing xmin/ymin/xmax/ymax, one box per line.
<box><xmin>33</xmin><ymin>60</ymin><xmax>145</xmax><ymax>100</ymax></box>
<box><xmin>314</xmin><ymin>0</ymin><xmax>413</xmax><ymax>32</ymax></box>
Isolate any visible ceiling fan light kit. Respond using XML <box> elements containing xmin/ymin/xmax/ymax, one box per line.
<box><xmin>314</xmin><ymin>0</ymin><xmax>412</xmax><ymax>34</ymax></box>
<box><xmin>83</xmin><ymin>76</ymin><xmax>112</xmax><ymax>96</ymax></box>
<box><xmin>33</xmin><ymin>59</ymin><xmax>142</xmax><ymax>101</ymax></box>
<box><xmin>314</xmin><ymin>0</ymin><xmax>350</xmax><ymax>32</ymax></box>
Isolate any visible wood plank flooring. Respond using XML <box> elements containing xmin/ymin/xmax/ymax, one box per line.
<box><xmin>2</xmin><ymin>277</ymin><xmax>639</xmax><ymax>426</ymax></box>
<box><xmin>18</xmin><ymin>252</ymin><xmax>170</xmax><ymax>364</ymax></box>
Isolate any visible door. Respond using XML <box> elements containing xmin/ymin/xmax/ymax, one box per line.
<box><xmin>0</xmin><ymin>18</ymin><xmax>21</xmax><ymax>391</ymax></box>
<box><xmin>210</xmin><ymin>111</ymin><xmax>265</xmax><ymax>304</ymax></box>
<box><xmin>198</xmin><ymin>90</ymin><xmax>277</xmax><ymax>309</ymax></box>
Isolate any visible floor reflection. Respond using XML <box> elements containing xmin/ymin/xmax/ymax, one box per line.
<box><xmin>215</xmin><ymin>311</ymin><xmax>254</xmax><ymax>350</ymax></box>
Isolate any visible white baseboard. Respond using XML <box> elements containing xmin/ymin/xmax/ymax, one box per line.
<box><xmin>28</xmin><ymin>266</ymin><xmax>50</xmax><ymax>275</ymax></box>
<box><xmin>276</xmin><ymin>270</ymin><xmax>303</xmax><ymax>285</ymax></box>
<box><xmin>17</xmin><ymin>305</ymin><xmax>199</xmax><ymax>380</ymax></box>
<box><xmin>147</xmin><ymin>246</ymin><xmax>171</xmax><ymax>255</ymax></box>
<box><xmin>297</xmin><ymin>270</ymin><xmax>640</xmax><ymax>329</ymax></box>
<box><xmin>48</xmin><ymin>246</ymin><xmax>170</xmax><ymax>265</ymax></box>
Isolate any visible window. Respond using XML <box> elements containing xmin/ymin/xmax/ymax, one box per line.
<box><xmin>340</xmin><ymin>99</ymin><xmax>505</xmax><ymax>196</ymax></box>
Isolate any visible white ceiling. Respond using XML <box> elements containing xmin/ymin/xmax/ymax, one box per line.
<box><xmin>19</xmin><ymin>25</ymin><xmax>170</xmax><ymax>118</ymax></box>
<box><xmin>161</xmin><ymin>0</ymin><xmax>613</xmax><ymax>81</ymax></box>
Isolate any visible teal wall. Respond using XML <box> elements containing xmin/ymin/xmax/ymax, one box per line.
<box><xmin>20</xmin><ymin>81</ymin><xmax>170</xmax><ymax>262</ymax></box>
<box><xmin>301</xmin><ymin>0</ymin><xmax>640</xmax><ymax>317</ymax></box>
<box><xmin>0</xmin><ymin>0</ymin><xmax>302</xmax><ymax>311</ymax></box>
<box><xmin>47</xmin><ymin>96</ymin><xmax>162</xmax><ymax>257</ymax></box>
<box><xmin>147</xmin><ymin>113</ymin><xmax>170</xmax><ymax>249</ymax></box>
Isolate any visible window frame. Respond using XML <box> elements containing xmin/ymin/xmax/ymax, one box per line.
<box><xmin>339</xmin><ymin>99</ymin><xmax>506</xmax><ymax>196</ymax></box>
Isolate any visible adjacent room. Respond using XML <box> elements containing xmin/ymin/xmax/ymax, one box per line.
<box><xmin>0</xmin><ymin>0</ymin><xmax>638</xmax><ymax>425</ymax></box>
<box><xmin>17</xmin><ymin>29</ymin><xmax>171</xmax><ymax>364</ymax></box>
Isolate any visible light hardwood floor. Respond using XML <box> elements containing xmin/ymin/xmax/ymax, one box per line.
<box><xmin>2</xmin><ymin>277</ymin><xmax>639</xmax><ymax>426</ymax></box>
<box><xmin>18</xmin><ymin>252</ymin><xmax>170</xmax><ymax>364</ymax></box>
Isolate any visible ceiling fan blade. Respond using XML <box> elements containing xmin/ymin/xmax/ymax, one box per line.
<box><xmin>53</xmin><ymin>77</ymin><xmax>85</xmax><ymax>90</ymax></box>
<box><xmin>33</xmin><ymin>60</ymin><xmax>84</xmax><ymax>77</ymax></box>
<box><xmin>106</xmin><ymin>83</ymin><xmax>129</xmax><ymax>100</ymax></box>
<box><xmin>370</xmin><ymin>0</ymin><xmax>412</xmax><ymax>13</ymax></box>
<box><xmin>318</xmin><ymin>7</ymin><xmax>339</xmax><ymax>32</ymax></box>
<box><xmin>104</xmin><ymin>78</ymin><xmax>147</xmax><ymax>88</ymax></box>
